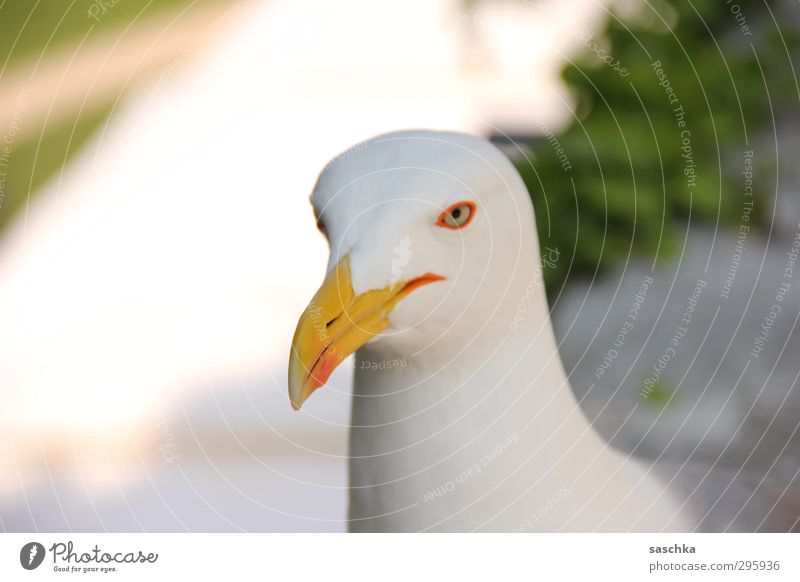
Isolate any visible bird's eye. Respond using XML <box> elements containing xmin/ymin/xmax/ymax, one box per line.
<box><xmin>436</xmin><ymin>201</ymin><xmax>476</xmax><ymax>230</ymax></box>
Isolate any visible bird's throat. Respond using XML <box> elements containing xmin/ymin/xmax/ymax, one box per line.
<box><xmin>347</xmin><ymin>317</ymin><xmax>593</xmax><ymax>531</ymax></box>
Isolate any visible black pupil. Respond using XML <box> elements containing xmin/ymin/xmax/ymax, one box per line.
<box><xmin>451</xmin><ymin>207</ymin><xmax>462</xmax><ymax>220</ymax></box>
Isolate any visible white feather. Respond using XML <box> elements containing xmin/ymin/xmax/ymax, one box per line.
<box><xmin>311</xmin><ymin>130</ymin><xmax>693</xmax><ymax>531</ymax></box>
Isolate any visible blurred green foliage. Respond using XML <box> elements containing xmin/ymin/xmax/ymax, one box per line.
<box><xmin>0</xmin><ymin>108</ymin><xmax>112</xmax><ymax>233</ymax></box>
<box><xmin>641</xmin><ymin>378</ymin><xmax>676</xmax><ymax>409</ymax></box>
<box><xmin>0</xmin><ymin>0</ymin><xmax>225</xmax><ymax>234</ymax></box>
<box><xmin>0</xmin><ymin>0</ymin><xmax>216</xmax><ymax>65</ymax></box>
<box><xmin>521</xmin><ymin>0</ymin><xmax>800</xmax><ymax>296</ymax></box>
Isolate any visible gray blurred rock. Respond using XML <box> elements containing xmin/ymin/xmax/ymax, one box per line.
<box><xmin>553</xmin><ymin>218</ymin><xmax>800</xmax><ymax>530</ymax></box>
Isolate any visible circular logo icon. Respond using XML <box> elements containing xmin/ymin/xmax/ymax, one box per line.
<box><xmin>20</xmin><ymin>542</ymin><xmax>46</xmax><ymax>570</ymax></box>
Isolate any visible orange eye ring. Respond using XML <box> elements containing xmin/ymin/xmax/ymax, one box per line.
<box><xmin>436</xmin><ymin>201</ymin><xmax>477</xmax><ymax>230</ymax></box>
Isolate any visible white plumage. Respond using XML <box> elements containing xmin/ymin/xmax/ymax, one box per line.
<box><xmin>290</xmin><ymin>130</ymin><xmax>693</xmax><ymax>532</ymax></box>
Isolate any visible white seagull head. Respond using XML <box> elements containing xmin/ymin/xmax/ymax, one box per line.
<box><xmin>288</xmin><ymin>129</ymin><xmax>543</xmax><ymax>409</ymax></box>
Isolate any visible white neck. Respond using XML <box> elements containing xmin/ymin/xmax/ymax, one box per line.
<box><xmin>348</xmin><ymin>290</ymin><xmax>690</xmax><ymax>532</ymax></box>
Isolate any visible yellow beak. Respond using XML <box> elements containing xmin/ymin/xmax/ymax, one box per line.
<box><xmin>288</xmin><ymin>255</ymin><xmax>444</xmax><ymax>410</ymax></box>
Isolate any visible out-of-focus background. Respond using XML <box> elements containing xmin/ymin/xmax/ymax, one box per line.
<box><xmin>0</xmin><ymin>0</ymin><xmax>798</xmax><ymax>531</ymax></box>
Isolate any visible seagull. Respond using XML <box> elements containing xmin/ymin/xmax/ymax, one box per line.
<box><xmin>288</xmin><ymin>130</ymin><xmax>692</xmax><ymax>532</ymax></box>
